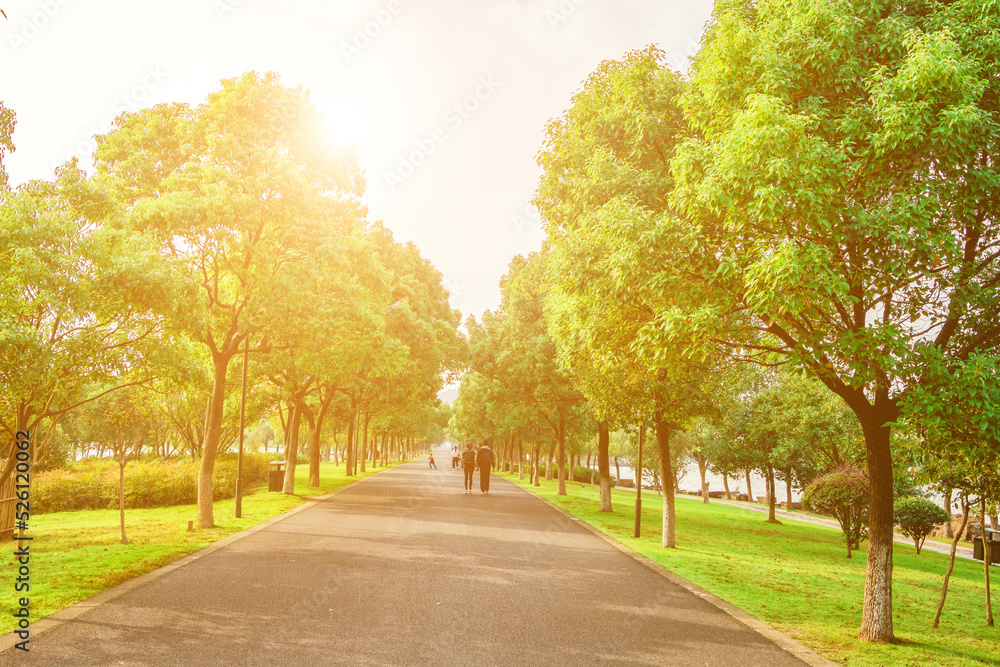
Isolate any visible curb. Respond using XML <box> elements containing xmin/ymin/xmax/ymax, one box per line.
<box><xmin>0</xmin><ymin>463</ymin><xmax>402</xmax><ymax>654</ymax></box>
<box><xmin>504</xmin><ymin>478</ymin><xmax>840</xmax><ymax>667</ymax></box>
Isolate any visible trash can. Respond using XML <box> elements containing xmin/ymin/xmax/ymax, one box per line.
<box><xmin>973</xmin><ymin>530</ymin><xmax>1000</xmax><ymax>564</ymax></box>
<box><xmin>268</xmin><ymin>461</ymin><xmax>286</xmax><ymax>492</ymax></box>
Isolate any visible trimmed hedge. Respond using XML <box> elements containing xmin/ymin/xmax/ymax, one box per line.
<box><xmin>33</xmin><ymin>454</ymin><xmax>273</xmax><ymax>515</ymax></box>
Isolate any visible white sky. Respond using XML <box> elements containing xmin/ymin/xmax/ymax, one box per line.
<box><xmin>3</xmin><ymin>0</ymin><xmax>714</xmax><ymax>318</ymax></box>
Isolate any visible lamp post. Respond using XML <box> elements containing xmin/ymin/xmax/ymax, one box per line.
<box><xmin>235</xmin><ymin>338</ymin><xmax>249</xmax><ymax>518</ymax></box>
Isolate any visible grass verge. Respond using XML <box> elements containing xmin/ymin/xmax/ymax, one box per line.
<box><xmin>1</xmin><ymin>459</ymin><xmax>395</xmax><ymax>635</ymax></box>
<box><xmin>501</xmin><ymin>472</ymin><xmax>998</xmax><ymax>667</ymax></box>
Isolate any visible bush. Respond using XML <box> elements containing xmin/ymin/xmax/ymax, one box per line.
<box><xmin>33</xmin><ymin>466</ymin><xmax>117</xmax><ymax>513</ymax></box>
<box><xmin>894</xmin><ymin>496</ymin><xmax>950</xmax><ymax>554</ymax></box>
<box><xmin>33</xmin><ymin>454</ymin><xmax>273</xmax><ymax>514</ymax></box>
<box><xmin>535</xmin><ymin>463</ymin><xmax>616</xmax><ymax>487</ymax></box>
<box><xmin>803</xmin><ymin>466</ymin><xmax>869</xmax><ymax>558</ymax></box>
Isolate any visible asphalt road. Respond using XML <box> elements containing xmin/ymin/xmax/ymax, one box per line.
<box><xmin>2</xmin><ymin>448</ymin><xmax>810</xmax><ymax>666</ymax></box>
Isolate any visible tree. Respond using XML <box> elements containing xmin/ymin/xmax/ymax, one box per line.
<box><xmin>95</xmin><ymin>72</ymin><xmax>365</xmax><ymax>527</ymax></box>
<box><xmin>495</xmin><ymin>253</ymin><xmax>589</xmax><ymax>497</ymax></box>
<box><xmin>894</xmin><ymin>496</ymin><xmax>950</xmax><ymax>555</ymax></box>
<box><xmin>803</xmin><ymin>467</ymin><xmax>869</xmax><ymax>559</ymax></box>
<box><xmin>0</xmin><ymin>164</ymin><xmax>172</xmax><ymax>488</ymax></box>
<box><xmin>0</xmin><ymin>102</ymin><xmax>14</xmax><ymax>189</ymax></box>
<box><xmin>258</xmin><ymin>219</ymin><xmax>389</xmax><ymax>493</ymax></box>
<box><xmin>677</xmin><ymin>426</ymin><xmax>712</xmax><ymax>503</ymax></box>
<box><xmin>906</xmin><ymin>355</ymin><xmax>1000</xmax><ymax>626</ymax></box>
<box><xmin>363</xmin><ymin>223</ymin><xmax>463</xmax><ymax>469</ymax></box>
<box><xmin>535</xmin><ymin>46</ymin><xmax>716</xmax><ymax>545</ymax></box>
<box><xmin>80</xmin><ymin>386</ymin><xmax>154</xmax><ymax>544</ymax></box>
<box><xmin>662</xmin><ymin>0</ymin><xmax>1000</xmax><ymax>641</ymax></box>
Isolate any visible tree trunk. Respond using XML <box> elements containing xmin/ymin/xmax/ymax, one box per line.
<box><xmin>857</xmin><ymin>412</ymin><xmax>896</xmax><ymax>643</ymax></box>
<box><xmin>282</xmin><ymin>404</ymin><xmax>301</xmax><ymax>494</ymax></box>
<box><xmin>545</xmin><ymin>445</ymin><xmax>554</xmax><ymax>481</ymax></box>
<box><xmin>934</xmin><ymin>496</ymin><xmax>971</xmax><ymax>627</ymax></box>
<box><xmin>597</xmin><ymin>420</ymin><xmax>612</xmax><ymax>513</ymax></box>
<box><xmin>765</xmin><ymin>464</ymin><xmax>780</xmax><ymax>524</ymax></box>
<box><xmin>698</xmin><ymin>456</ymin><xmax>709</xmax><ymax>504</ymax></box>
<box><xmin>360</xmin><ymin>411</ymin><xmax>369</xmax><ymax>473</ymax></box>
<box><xmin>351</xmin><ymin>405</ymin><xmax>361</xmax><ymax>475</ymax></box>
<box><xmin>557</xmin><ymin>414</ymin><xmax>567</xmax><ymax>496</ymax></box>
<box><xmin>119</xmin><ymin>459</ymin><xmax>128</xmax><ymax>544</ymax></box>
<box><xmin>745</xmin><ymin>468</ymin><xmax>753</xmax><ymax>502</ymax></box>
<box><xmin>517</xmin><ymin>438</ymin><xmax>524</xmax><ymax>480</ymax></box>
<box><xmin>309</xmin><ymin>394</ymin><xmax>332</xmax><ymax>486</ymax></box>
<box><xmin>983</xmin><ymin>499</ymin><xmax>994</xmax><ymax>627</ymax></box>
<box><xmin>302</xmin><ymin>406</ymin><xmax>319</xmax><ymax>488</ymax></box>
<box><xmin>785</xmin><ymin>467</ymin><xmax>793</xmax><ymax>510</ymax></box>
<box><xmin>197</xmin><ymin>351</ymin><xmax>234</xmax><ymax>528</ymax></box>
<box><xmin>722</xmin><ymin>474</ymin><xmax>730</xmax><ymax>498</ymax></box>
<box><xmin>533</xmin><ymin>444</ymin><xmax>541</xmax><ymax>487</ymax></box>
<box><xmin>944</xmin><ymin>488</ymin><xmax>954</xmax><ymax>538</ymax></box>
<box><xmin>634</xmin><ymin>424</ymin><xmax>643</xmax><ymax>539</ymax></box>
<box><xmin>654</xmin><ymin>416</ymin><xmax>676</xmax><ymax>549</ymax></box>
<box><xmin>614</xmin><ymin>456</ymin><xmax>620</xmax><ymax>481</ymax></box>
<box><xmin>346</xmin><ymin>409</ymin><xmax>356</xmax><ymax>475</ymax></box>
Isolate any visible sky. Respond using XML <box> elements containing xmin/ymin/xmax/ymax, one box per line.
<box><xmin>2</xmin><ymin>0</ymin><xmax>716</xmax><ymax>399</ymax></box>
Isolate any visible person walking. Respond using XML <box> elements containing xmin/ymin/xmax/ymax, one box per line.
<box><xmin>461</xmin><ymin>444</ymin><xmax>477</xmax><ymax>494</ymax></box>
<box><xmin>428</xmin><ymin>453</ymin><xmax>437</xmax><ymax>469</ymax></box>
<box><xmin>477</xmin><ymin>443</ymin><xmax>494</xmax><ymax>495</ymax></box>
<box><xmin>451</xmin><ymin>445</ymin><xmax>460</xmax><ymax>470</ymax></box>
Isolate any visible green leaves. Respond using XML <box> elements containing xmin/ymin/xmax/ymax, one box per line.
<box><xmin>893</xmin><ymin>496</ymin><xmax>950</xmax><ymax>553</ymax></box>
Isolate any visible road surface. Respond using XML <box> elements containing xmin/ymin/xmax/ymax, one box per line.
<box><xmin>2</xmin><ymin>448</ymin><xmax>815</xmax><ymax>666</ymax></box>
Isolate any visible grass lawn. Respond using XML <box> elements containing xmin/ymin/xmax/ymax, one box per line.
<box><xmin>1</xmin><ymin>459</ymin><xmax>396</xmax><ymax>635</ymax></box>
<box><xmin>501</xmin><ymin>472</ymin><xmax>998</xmax><ymax>667</ymax></box>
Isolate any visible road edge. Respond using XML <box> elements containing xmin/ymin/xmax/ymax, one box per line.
<box><xmin>502</xmin><ymin>477</ymin><xmax>840</xmax><ymax>667</ymax></box>
<box><xmin>0</xmin><ymin>463</ymin><xmax>403</xmax><ymax>654</ymax></box>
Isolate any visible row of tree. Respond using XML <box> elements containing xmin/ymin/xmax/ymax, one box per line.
<box><xmin>0</xmin><ymin>73</ymin><xmax>463</xmax><ymax>529</ymax></box>
<box><xmin>450</xmin><ymin>0</ymin><xmax>1000</xmax><ymax>642</ymax></box>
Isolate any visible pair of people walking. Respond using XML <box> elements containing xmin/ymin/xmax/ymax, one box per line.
<box><xmin>461</xmin><ymin>443</ymin><xmax>493</xmax><ymax>495</ymax></box>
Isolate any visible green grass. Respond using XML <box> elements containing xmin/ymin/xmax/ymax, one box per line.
<box><xmin>501</xmin><ymin>472</ymin><xmax>999</xmax><ymax>667</ymax></box>
<box><xmin>1</xmin><ymin>459</ymin><xmax>396</xmax><ymax>634</ymax></box>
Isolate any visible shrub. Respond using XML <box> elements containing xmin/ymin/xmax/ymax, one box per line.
<box><xmin>803</xmin><ymin>466</ymin><xmax>869</xmax><ymax>558</ymax></box>
<box><xmin>535</xmin><ymin>463</ymin><xmax>616</xmax><ymax>487</ymax></box>
<box><xmin>33</xmin><ymin>466</ymin><xmax>116</xmax><ymax>513</ymax></box>
<box><xmin>124</xmin><ymin>460</ymin><xmax>198</xmax><ymax>508</ymax></box>
<box><xmin>33</xmin><ymin>454</ymin><xmax>273</xmax><ymax>514</ymax></box>
<box><xmin>894</xmin><ymin>496</ymin><xmax>950</xmax><ymax>554</ymax></box>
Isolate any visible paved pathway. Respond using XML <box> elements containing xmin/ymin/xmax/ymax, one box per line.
<box><xmin>3</xmin><ymin>448</ymin><xmax>813</xmax><ymax>666</ymax></box>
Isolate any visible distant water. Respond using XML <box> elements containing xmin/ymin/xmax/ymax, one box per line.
<box><xmin>609</xmin><ymin>460</ymin><xmax>801</xmax><ymax>502</ymax></box>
